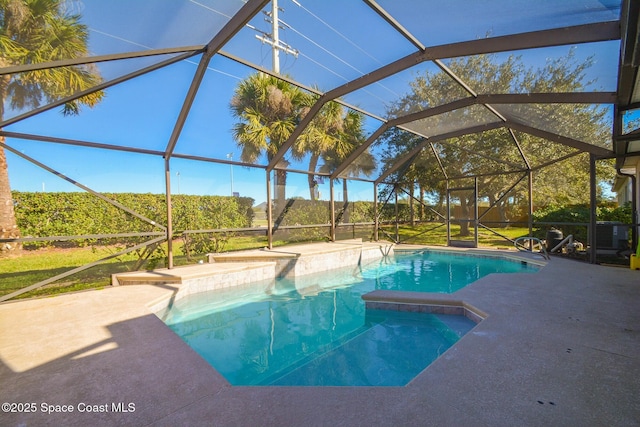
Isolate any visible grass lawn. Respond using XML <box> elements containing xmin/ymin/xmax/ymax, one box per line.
<box><xmin>0</xmin><ymin>223</ymin><xmax>531</xmax><ymax>300</ymax></box>
<box><xmin>387</xmin><ymin>223</ymin><xmax>531</xmax><ymax>249</ymax></box>
<box><xmin>0</xmin><ymin>235</ymin><xmax>270</xmax><ymax>300</ymax></box>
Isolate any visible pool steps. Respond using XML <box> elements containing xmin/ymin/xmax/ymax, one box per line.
<box><xmin>208</xmin><ymin>239</ymin><xmax>394</xmax><ymax>277</ymax></box>
<box><xmin>114</xmin><ymin>239</ymin><xmax>393</xmax><ymax>304</ymax></box>
<box><xmin>113</xmin><ymin>261</ymin><xmax>277</xmax><ymax>299</ymax></box>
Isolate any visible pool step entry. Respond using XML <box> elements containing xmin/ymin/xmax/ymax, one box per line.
<box><xmin>112</xmin><ymin>261</ymin><xmax>277</xmax><ymax>295</ymax></box>
<box><xmin>117</xmin><ymin>240</ymin><xmax>396</xmax><ymax>318</ymax></box>
<box><xmin>209</xmin><ymin>239</ymin><xmax>394</xmax><ymax>278</ymax></box>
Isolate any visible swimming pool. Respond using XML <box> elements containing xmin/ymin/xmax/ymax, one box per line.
<box><xmin>159</xmin><ymin>250</ymin><xmax>538</xmax><ymax>386</ymax></box>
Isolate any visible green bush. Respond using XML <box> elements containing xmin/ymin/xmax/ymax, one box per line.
<box><xmin>597</xmin><ymin>202</ymin><xmax>633</xmax><ymax>223</ymax></box>
<box><xmin>346</xmin><ymin>201</ymin><xmax>375</xmax><ymax>223</ymax></box>
<box><xmin>277</xmin><ymin>199</ymin><xmax>330</xmax><ymax>226</ymax></box>
<box><xmin>273</xmin><ymin>199</ymin><xmax>330</xmax><ymax>241</ymax></box>
<box><xmin>532</xmin><ymin>203</ymin><xmax>632</xmax><ymax>224</ymax></box>
<box><xmin>531</xmin><ymin>203</ymin><xmax>632</xmax><ymax>243</ymax></box>
<box><xmin>13</xmin><ymin>191</ymin><xmax>253</xmax><ymax>247</ymax></box>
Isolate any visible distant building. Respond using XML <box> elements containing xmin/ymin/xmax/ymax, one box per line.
<box><xmin>612</xmin><ymin>175</ymin><xmax>633</xmax><ymax>206</ymax></box>
<box><xmin>614</xmin><ymin>155</ymin><xmax>639</xmax><ymax>251</ymax></box>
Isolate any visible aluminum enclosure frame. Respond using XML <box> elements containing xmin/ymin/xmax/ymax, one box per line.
<box><xmin>1</xmin><ymin>0</ymin><xmax>637</xmax><ymax>301</ymax></box>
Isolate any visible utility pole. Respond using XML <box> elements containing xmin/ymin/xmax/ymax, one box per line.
<box><xmin>251</xmin><ymin>0</ymin><xmax>298</xmax><ymax>73</ymax></box>
<box><xmin>248</xmin><ymin>0</ymin><xmax>299</xmax><ymax>238</ymax></box>
<box><xmin>271</xmin><ymin>0</ymin><xmax>281</xmax><ymax>74</ymax></box>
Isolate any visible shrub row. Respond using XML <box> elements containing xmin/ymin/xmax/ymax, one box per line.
<box><xmin>531</xmin><ymin>202</ymin><xmax>633</xmax><ymax>243</ymax></box>
<box><xmin>271</xmin><ymin>199</ymin><xmax>433</xmax><ymax>226</ymax></box>
<box><xmin>13</xmin><ymin>192</ymin><xmax>254</xmax><ymax>246</ymax></box>
<box><xmin>19</xmin><ymin>192</ymin><xmax>627</xmax><ymax>251</ymax></box>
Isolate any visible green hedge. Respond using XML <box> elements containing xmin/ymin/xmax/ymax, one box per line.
<box><xmin>531</xmin><ymin>203</ymin><xmax>632</xmax><ymax>242</ymax></box>
<box><xmin>13</xmin><ymin>192</ymin><xmax>254</xmax><ymax>246</ymax></box>
<box><xmin>270</xmin><ymin>199</ymin><xmax>438</xmax><ymax>230</ymax></box>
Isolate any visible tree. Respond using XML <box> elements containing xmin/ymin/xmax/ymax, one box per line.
<box><xmin>295</xmin><ymin>100</ymin><xmax>375</xmax><ymax>201</ymax></box>
<box><xmin>230</xmin><ymin>73</ymin><xmax>377</xmax><ymax>210</ymax></box>
<box><xmin>0</xmin><ymin>0</ymin><xmax>103</xmax><ymax>253</ymax></box>
<box><xmin>230</xmin><ymin>72</ymin><xmax>310</xmax><ymax>211</ymax></box>
<box><xmin>318</xmin><ymin>110</ymin><xmax>376</xmax><ymax>222</ymax></box>
<box><xmin>381</xmin><ymin>50</ymin><xmax>615</xmax><ymax>236</ymax></box>
<box><xmin>293</xmin><ymin>99</ymin><xmax>344</xmax><ymax>200</ymax></box>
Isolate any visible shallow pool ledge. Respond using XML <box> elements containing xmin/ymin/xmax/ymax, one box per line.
<box><xmin>362</xmin><ymin>290</ymin><xmax>487</xmax><ymax>324</ymax></box>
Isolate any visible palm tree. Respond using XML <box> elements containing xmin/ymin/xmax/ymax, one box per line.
<box><xmin>230</xmin><ymin>72</ymin><xmax>310</xmax><ymax>212</ymax></box>
<box><xmin>294</xmin><ymin>99</ymin><xmax>345</xmax><ymax>200</ymax></box>
<box><xmin>0</xmin><ymin>0</ymin><xmax>103</xmax><ymax>253</ymax></box>
<box><xmin>230</xmin><ymin>74</ymin><xmax>376</xmax><ymax>214</ymax></box>
<box><xmin>319</xmin><ymin>110</ymin><xmax>376</xmax><ymax>222</ymax></box>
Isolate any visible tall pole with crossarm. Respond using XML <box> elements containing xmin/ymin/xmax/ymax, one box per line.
<box><xmin>252</xmin><ymin>0</ymin><xmax>298</xmax><ymax>74</ymax></box>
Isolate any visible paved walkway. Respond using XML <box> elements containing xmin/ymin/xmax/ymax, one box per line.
<box><xmin>1</xmin><ymin>247</ymin><xmax>639</xmax><ymax>426</ymax></box>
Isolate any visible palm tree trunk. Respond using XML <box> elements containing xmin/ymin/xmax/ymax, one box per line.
<box><xmin>342</xmin><ymin>179</ymin><xmax>350</xmax><ymax>223</ymax></box>
<box><xmin>0</xmin><ymin>71</ymin><xmax>21</xmax><ymax>253</ymax></box>
<box><xmin>0</xmin><ymin>140</ymin><xmax>21</xmax><ymax>253</ymax></box>
<box><xmin>275</xmin><ymin>168</ymin><xmax>287</xmax><ymax>216</ymax></box>
<box><xmin>308</xmin><ymin>154</ymin><xmax>319</xmax><ymax>200</ymax></box>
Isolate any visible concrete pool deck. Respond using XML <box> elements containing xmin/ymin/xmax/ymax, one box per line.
<box><xmin>1</xmin><ymin>244</ymin><xmax>639</xmax><ymax>426</ymax></box>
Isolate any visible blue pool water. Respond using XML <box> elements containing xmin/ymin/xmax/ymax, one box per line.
<box><xmin>160</xmin><ymin>251</ymin><xmax>538</xmax><ymax>386</ymax></box>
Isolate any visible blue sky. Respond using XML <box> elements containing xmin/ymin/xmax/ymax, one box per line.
<box><xmin>3</xmin><ymin>0</ymin><xmax>624</xmax><ymax>204</ymax></box>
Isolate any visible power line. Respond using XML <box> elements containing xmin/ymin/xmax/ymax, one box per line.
<box><xmin>285</xmin><ymin>23</ymin><xmax>365</xmax><ymax>77</ymax></box>
<box><xmin>286</xmin><ymin>1</ymin><xmax>401</xmax><ymax>99</ymax></box>
<box><xmin>89</xmin><ymin>28</ymin><xmax>152</xmax><ymax>50</ymax></box>
<box><xmin>185</xmin><ymin>0</ymin><xmax>397</xmax><ymax>100</ymax></box>
<box><xmin>290</xmin><ymin>0</ymin><xmax>382</xmax><ymax>66</ymax></box>
<box><xmin>186</xmin><ymin>0</ymin><xmax>233</xmax><ymax>19</ymax></box>
<box><xmin>87</xmin><ymin>28</ymin><xmax>243</xmax><ymax>81</ymax></box>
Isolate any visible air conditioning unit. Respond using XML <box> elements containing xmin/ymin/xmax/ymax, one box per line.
<box><xmin>595</xmin><ymin>222</ymin><xmax>629</xmax><ymax>250</ymax></box>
